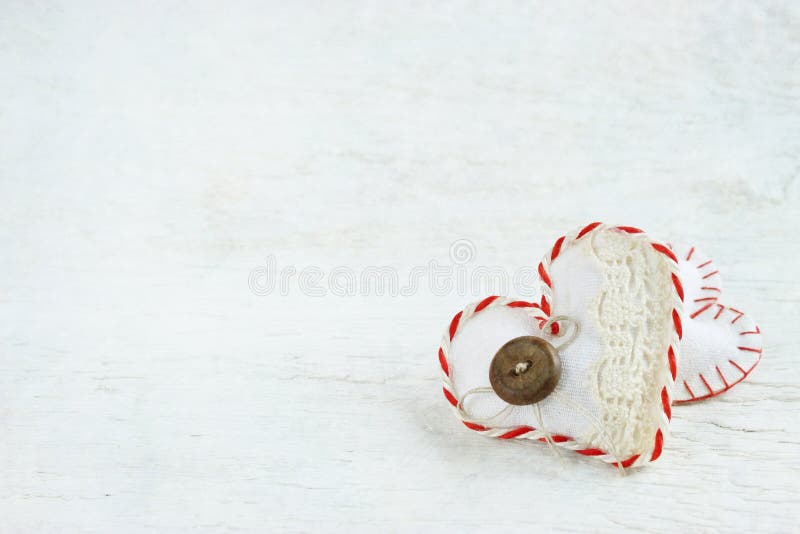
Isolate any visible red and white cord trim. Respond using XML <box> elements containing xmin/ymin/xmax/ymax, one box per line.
<box><xmin>439</xmin><ymin>223</ymin><xmax>684</xmax><ymax>467</ymax></box>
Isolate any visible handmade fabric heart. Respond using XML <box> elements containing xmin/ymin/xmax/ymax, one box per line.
<box><xmin>439</xmin><ymin>223</ymin><xmax>684</xmax><ymax>468</ymax></box>
<box><xmin>670</xmin><ymin>243</ymin><xmax>763</xmax><ymax>403</ymax></box>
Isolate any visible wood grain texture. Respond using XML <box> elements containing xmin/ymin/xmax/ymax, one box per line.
<box><xmin>0</xmin><ymin>1</ymin><xmax>798</xmax><ymax>532</ymax></box>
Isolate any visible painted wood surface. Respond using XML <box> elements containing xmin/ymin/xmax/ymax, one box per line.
<box><xmin>1</xmin><ymin>2</ymin><xmax>798</xmax><ymax>532</ymax></box>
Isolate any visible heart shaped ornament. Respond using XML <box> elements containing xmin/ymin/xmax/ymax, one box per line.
<box><xmin>671</xmin><ymin>243</ymin><xmax>763</xmax><ymax>403</ymax></box>
<box><xmin>439</xmin><ymin>223</ymin><xmax>683</xmax><ymax>468</ymax></box>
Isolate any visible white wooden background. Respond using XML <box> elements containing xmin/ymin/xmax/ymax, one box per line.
<box><xmin>1</xmin><ymin>1</ymin><xmax>798</xmax><ymax>532</ymax></box>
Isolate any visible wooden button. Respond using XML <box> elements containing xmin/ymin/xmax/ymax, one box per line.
<box><xmin>489</xmin><ymin>336</ymin><xmax>561</xmax><ymax>405</ymax></box>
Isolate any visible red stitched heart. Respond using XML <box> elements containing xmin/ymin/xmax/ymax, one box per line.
<box><xmin>670</xmin><ymin>243</ymin><xmax>763</xmax><ymax>403</ymax></box>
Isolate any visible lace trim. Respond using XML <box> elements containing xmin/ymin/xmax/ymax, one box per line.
<box><xmin>587</xmin><ymin>230</ymin><xmax>673</xmax><ymax>458</ymax></box>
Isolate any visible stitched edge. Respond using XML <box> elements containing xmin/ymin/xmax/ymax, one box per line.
<box><xmin>674</xmin><ymin>303</ymin><xmax>763</xmax><ymax>404</ymax></box>
<box><xmin>439</xmin><ymin>223</ymin><xmax>683</xmax><ymax>468</ymax></box>
<box><xmin>670</xmin><ymin>243</ymin><xmax>723</xmax><ymax>317</ymax></box>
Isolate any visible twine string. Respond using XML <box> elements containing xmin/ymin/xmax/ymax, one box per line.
<box><xmin>535</xmin><ymin>401</ymin><xmax>566</xmax><ymax>468</ymax></box>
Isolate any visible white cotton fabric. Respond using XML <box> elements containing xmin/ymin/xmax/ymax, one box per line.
<box><xmin>680</xmin><ymin>309</ymin><xmax>760</xmax><ymax>393</ymax></box>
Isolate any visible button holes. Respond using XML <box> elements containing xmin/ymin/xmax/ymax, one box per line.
<box><xmin>514</xmin><ymin>360</ymin><xmax>533</xmax><ymax>375</ymax></box>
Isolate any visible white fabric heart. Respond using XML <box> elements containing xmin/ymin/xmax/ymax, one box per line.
<box><xmin>439</xmin><ymin>223</ymin><xmax>683</xmax><ymax>468</ymax></box>
<box><xmin>671</xmin><ymin>243</ymin><xmax>763</xmax><ymax>403</ymax></box>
